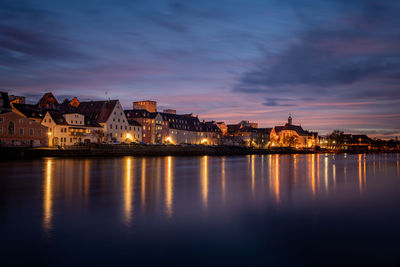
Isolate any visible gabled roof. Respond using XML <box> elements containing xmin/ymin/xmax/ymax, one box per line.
<box><xmin>161</xmin><ymin>112</ymin><xmax>202</xmax><ymax>131</ymax></box>
<box><xmin>274</xmin><ymin>123</ymin><xmax>307</xmax><ymax>135</ymax></box>
<box><xmin>274</xmin><ymin>123</ymin><xmax>318</xmax><ymax>137</ymax></box>
<box><xmin>75</xmin><ymin>100</ymin><xmax>118</xmax><ymax>123</ymax></box>
<box><xmin>45</xmin><ymin>110</ymin><xmax>102</xmax><ymax>127</ymax></box>
<box><xmin>128</xmin><ymin>119</ymin><xmax>142</xmax><ymax>127</ymax></box>
<box><xmin>48</xmin><ymin>111</ymin><xmax>68</xmax><ymax>125</ymax></box>
<box><xmin>254</xmin><ymin>128</ymin><xmax>272</xmax><ymax>134</ymax></box>
<box><xmin>125</xmin><ymin>109</ymin><xmax>158</xmax><ymax>119</ymax></box>
<box><xmin>12</xmin><ymin>103</ymin><xmax>45</xmax><ymax>119</ymax></box>
<box><xmin>37</xmin><ymin>92</ymin><xmax>59</xmax><ymax>109</ymax></box>
<box><xmin>202</xmin><ymin>121</ymin><xmax>221</xmax><ymax>132</ymax></box>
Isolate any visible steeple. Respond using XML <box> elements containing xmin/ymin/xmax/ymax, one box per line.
<box><xmin>288</xmin><ymin>114</ymin><xmax>292</xmax><ymax>125</ymax></box>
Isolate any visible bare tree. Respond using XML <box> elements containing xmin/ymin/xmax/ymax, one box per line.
<box><xmin>93</xmin><ymin>129</ymin><xmax>106</xmax><ymax>144</ymax></box>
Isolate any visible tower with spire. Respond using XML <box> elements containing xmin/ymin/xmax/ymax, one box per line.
<box><xmin>288</xmin><ymin>114</ymin><xmax>292</xmax><ymax>125</ymax></box>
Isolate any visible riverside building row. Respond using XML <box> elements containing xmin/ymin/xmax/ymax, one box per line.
<box><xmin>1</xmin><ymin>91</ymin><xmax>326</xmax><ymax>148</ymax></box>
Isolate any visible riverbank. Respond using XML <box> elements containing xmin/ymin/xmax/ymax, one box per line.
<box><xmin>1</xmin><ymin>144</ymin><xmax>398</xmax><ymax>160</ymax></box>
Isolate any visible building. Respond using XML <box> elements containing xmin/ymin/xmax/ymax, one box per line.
<box><xmin>270</xmin><ymin>115</ymin><xmax>318</xmax><ymax>148</ymax></box>
<box><xmin>41</xmin><ymin>111</ymin><xmax>102</xmax><ymax>146</ymax></box>
<box><xmin>0</xmin><ymin>92</ymin><xmax>12</xmax><ymax>112</ymax></box>
<box><xmin>125</xmin><ymin>109</ymin><xmax>167</xmax><ymax>144</ymax></box>
<box><xmin>202</xmin><ymin>121</ymin><xmax>223</xmax><ymax>145</ymax></box>
<box><xmin>0</xmin><ymin>111</ymin><xmax>48</xmax><ymax>147</ymax></box>
<box><xmin>8</xmin><ymin>95</ymin><xmax>26</xmax><ymax>104</ymax></box>
<box><xmin>73</xmin><ymin>100</ymin><xmax>141</xmax><ymax>143</ymax></box>
<box><xmin>161</xmin><ymin>112</ymin><xmax>205</xmax><ymax>145</ymax></box>
<box><xmin>133</xmin><ymin>100</ymin><xmax>157</xmax><ymax>113</ymax></box>
<box><xmin>225</xmin><ymin>124</ymin><xmax>271</xmax><ymax>148</ymax></box>
<box><xmin>214</xmin><ymin>121</ymin><xmax>228</xmax><ymax>135</ymax></box>
<box><xmin>37</xmin><ymin>92</ymin><xmax>59</xmax><ymax>110</ymax></box>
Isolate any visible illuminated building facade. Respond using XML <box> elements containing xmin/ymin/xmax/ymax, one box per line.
<box><xmin>41</xmin><ymin>111</ymin><xmax>102</xmax><ymax>146</ymax></box>
<box><xmin>133</xmin><ymin>100</ymin><xmax>157</xmax><ymax>113</ymax></box>
<box><xmin>0</xmin><ymin>111</ymin><xmax>48</xmax><ymax>147</ymax></box>
<box><xmin>270</xmin><ymin>115</ymin><xmax>318</xmax><ymax>148</ymax></box>
<box><xmin>125</xmin><ymin>109</ymin><xmax>167</xmax><ymax>144</ymax></box>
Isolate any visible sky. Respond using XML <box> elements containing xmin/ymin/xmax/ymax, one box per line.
<box><xmin>1</xmin><ymin>0</ymin><xmax>400</xmax><ymax>138</ymax></box>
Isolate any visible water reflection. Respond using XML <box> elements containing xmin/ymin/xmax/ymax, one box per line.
<box><xmin>36</xmin><ymin>153</ymin><xmax>400</xmax><ymax>235</ymax></box>
<box><xmin>324</xmin><ymin>156</ymin><xmax>329</xmax><ymax>192</ymax></box>
<box><xmin>141</xmin><ymin>158</ymin><xmax>146</xmax><ymax>210</ymax></box>
<box><xmin>201</xmin><ymin>156</ymin><xmax>208</xmax><ymax>209</ymax></box>
<box><xmin>358</xmin><ymin>154</ymin><xmax>363</xmax><ymax>194</ymax></box>
<box><xmin>251</xmin><ymin>155</ymin><xmax>255</xmax><ymax>197</ymax></box>
<box><xmin>43</xmin><ymin>158</ymin><xmax>53</xmax><ymax>233</ymax></box>
<box><xmin>165</xmin><ymin>156</ymin><xmax>173</xmax><ymax>218</ymax></box>
<box><xmin>221</xmin><ymin>157</ymin><xmax>226</xmax><ymax>203</ymax></box>
<box><xmin>124</xmin><ymin>157</ymin><xmax>133</xmax><ymax>226</ymax></box>
<box><xmin>273</xmin><ymin>155</ymin><xmax>280</xmax><ymax>204</ymax></box>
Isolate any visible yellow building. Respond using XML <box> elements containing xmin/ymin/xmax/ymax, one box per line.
<box><xmin>270</xmin><ymin>115</ymin><xmax>318</xmax><ymax>148</ymax></box>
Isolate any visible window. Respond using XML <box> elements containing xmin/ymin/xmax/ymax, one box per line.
<box><xmin>19</xmin><ymin>128</ymin><xmax>24</xmax><ymax>135</ymax></box>
<box><xmin>118</xmin><ymin>119</ymin><xmax>120</xmax><ymax>122</ymax></box>
<box><xmin>120</xmin><ymin>125</ymin><xmax>122</xmax><ymax>130</ymax></box>
<box><xmin>0</xmin><ymin>127</ymin><xmax>2</xmax><ymax>134</ymax></box>
<box><xmin>125</xmin><ymin>126</ymin><xmax>127</xmax><ymax>130</ymax></box>
<box><xmin>0</xmin><ymin>117</ymin><xmax>3</xmax><ymax>123</ymax></box>
<box><xmin>19</xmin><ymin>119</ymin><xmax>23</xmax><ymax>124</ymax></box>
<box><xmin>110</xmin><ymin>124</ymin><xmax>112</xmax><ymax>129</ymax></box>
<box><xmin>113</xmin><ymin>118</ymin><xmax>115</xmax><ymax>122</ymax></box>
<box><xmin>70</xmin><ymin>138</ymin><xmax>72</xmax><ymax>142</ymax></box>
<box><xmin>38</xmin><ymin>129</ymin><xmax>42</xmax><ymax>136</ymax></box>
<box><xmin>8</xmin><ymin>121</ymin><xmax>15</xmax><ymax>135</ymax></box>
<box><xmin>29</xmin><ymin>129</ymin><xmax>34</xmax><ymax>136</ymax></box>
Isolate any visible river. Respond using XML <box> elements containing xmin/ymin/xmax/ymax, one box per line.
<box><xmin>1</xmin><ymin>153</ymin><xmax>400</xmax><ymax>266</ymax></box>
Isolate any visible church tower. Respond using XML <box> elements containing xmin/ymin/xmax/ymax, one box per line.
<box><xmin>288</xmin><ymin>114</ymin><xmax>292</xmax><ymax>125</ymax></box>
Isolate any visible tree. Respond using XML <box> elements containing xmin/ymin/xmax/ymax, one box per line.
<box><xmin>93</xmin><ymin>129</ymin><xmax>106</xmax><ymax>144</ymax></box>
<box><xmin>283</xmin><ymin>135</ymin><xmax>298</xmax><ymax>148</ymax></box>
<box><xmin>327</xmin><ymin>130</ymin><xmax>344</xmax><ymax>149</ymax></box>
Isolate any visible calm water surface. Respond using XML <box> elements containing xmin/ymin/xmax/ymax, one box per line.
<box><xmin>1</xmin><ymin>154</ymin><xmax>400</xmax><ymax>266</ymax></box>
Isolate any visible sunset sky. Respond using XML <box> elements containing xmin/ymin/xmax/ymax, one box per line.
<box><xmin>1</xmin><ymin>0</ymin><xmax>399</xmax><ymax>137</ymax></box>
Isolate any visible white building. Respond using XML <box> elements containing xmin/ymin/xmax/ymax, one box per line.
<box><xmin>74</xmin><ymin>100</ymin><xmax>142</xmax><ymax>143</ymax></box>
<box><xmin>41</xmin><ymin>111</ymin><xmax>102</xmax><ymax>146</ymax></box>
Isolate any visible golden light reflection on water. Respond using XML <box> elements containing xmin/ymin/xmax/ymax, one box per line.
<box><xmin>274</xmin><ymin>155</ymin><xmax>280</xmax><ymax>204</ymax></box>
<box><xmin>251</xmin><ymin>155</ymin><xmax>255</xmax><ymax>197</ymax></box>
<box><xmin>293</xmin><ymin>154</ymin><xmax>297</xmax><ymax>183</ymax></box>
<box><xmin>221</xmin><ymin>157</ymin><xmax>226</xmax><ymax>203</ymax></box>
<box><xmin>165</xmin><ymin>156</ymin><xmax>173</xmax><ymax>218</ymax></box>
<box><xmin>311</xmin><ymin>154</ymin><xmax>316</xmax><ymax>197</ymax></box>
<box><xmin>317</xmin><ymin>155</ymin><xmax>320</xmax><ymax>190</ymax></box>
<box><xmin>358</xmin><ymin>154</ymin><xmax>363</xmax><ymax>194</ymax></box>
<box><xmin>124</xmin><ymin>157</ymin><xmax>133</xmax><ymax>226</ymax></box>
<box><xmin>324</xmin><ymin>156</ymin><xmax>329</xmax><ymax>192</ymax></box>
<box><xmin>201</xmin><ymin>156</ymin><xmax>208</xmax><ymax>209</ymax></box>
<box><xmin>363</xmin><ymin>154</ymin><xmax>367</xmax><ymax>188</ymax></box>
<box><xmin>84</xmin><ymin>160</ymin><xmax>90</xmax><ymax>205</ymax></box>
<box><xmin>43</xmin><ymin>158</ymin><xmax>53</xmax><ymax>233</ymax></box>
<box><xmin>141</xmin><ymin>158</ymin><xmax>146</xmax><ymax>210</ymax></box>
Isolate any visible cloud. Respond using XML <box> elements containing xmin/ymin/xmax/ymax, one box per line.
<box><xmin>234</xmin><ymin>0</ymin><xmax>400</xmax><ymax>104</ymax></box>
